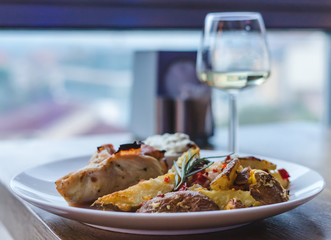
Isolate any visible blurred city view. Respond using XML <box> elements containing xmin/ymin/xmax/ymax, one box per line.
<box><xmin>0</xmin><ymin>30</ymin><xmax>328</xmax><ymax>139</ymax></box>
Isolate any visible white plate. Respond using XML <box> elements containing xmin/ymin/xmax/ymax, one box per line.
<box><xmin>10</xmin><ymin>151</ymin><xmax>325</xmax><ymax>235</ymax></box>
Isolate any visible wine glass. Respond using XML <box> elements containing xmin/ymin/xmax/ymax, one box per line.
<box><xmin>196</xmin><ymin>12</ymin><xmax>270</xmax><ymax>153</ymax></box>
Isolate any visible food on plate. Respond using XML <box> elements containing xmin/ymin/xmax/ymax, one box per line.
<box><xmin>228</xmin><ymin>156</ymin><xmax>277</xmax><ymax>171</ymax></box>
<box><xmin>270</xmin><ymin>169</ymin><xmax>290</xmax><ymax>189</ymax></box>
<box><xmin>92</xmin><ymin>147</ymin><xmax>290</xmax><ymax>212</ymax></box>
<box><xmin>144</xmin><ymin>133</ymin><xmax>197</xmax><ymax>167</ymax></box>
<box><xmin>55</xmin><ymin>133</ymin><xmax>291</xmax><ymax>213</ymax></box>
<box><xmin>210</xmin><ymin>158</ymin><xmax>240</xmax><ymax>190</ymax></box>
<box><xmin>92</xmin><ymin>147</ymin><xmax>200</xmax><ymax>211</ymax></box>
<box><xmin>224</xmin><ymin>198</ymin><xmax>246</xmax><ymax>210</ymax></box>
<box><xmin>92</xmin><ymin>172</ymin><xmax>177</xmax><ymax>211</ymax></box>
<box><xmin>144</xmin><ymin>133</ymin><xmax>196</xmax><ymax>155</ymax></box>
<box><xmin>249</xmin><ymin>170</ymin><xmax>289</xmax><ymax>204</ymax></box>
<box><xmin>137</xmin><ymin>191</ymin><xmax>219</xmax><ymax>213</ymax></box>
<box><xmin>55</xmin><ymin>142</ymin><xmax>167</xmax><ymax>206</ymax></box>
<box><xmin>187</xmin><ymin>188</ymin><xmax>259</xmax><ymax>210</ymax></box>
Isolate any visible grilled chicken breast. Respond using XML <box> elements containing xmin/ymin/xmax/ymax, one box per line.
<box><xmin>55</xmin><ymin>142</ymin><xmax>167</xmax><ymax>206</ymax></box>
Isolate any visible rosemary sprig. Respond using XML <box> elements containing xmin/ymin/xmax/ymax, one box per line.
<box><xmin>173</xmin><ymin>150</ymin><xmax>234</xmax><ymax>190</ymax></box>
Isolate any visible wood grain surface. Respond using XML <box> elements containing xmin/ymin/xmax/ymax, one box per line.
<box><xmin>0</xmin><ymin>123</ymin><xmax>330</xmax><ymax>240</ymax></box>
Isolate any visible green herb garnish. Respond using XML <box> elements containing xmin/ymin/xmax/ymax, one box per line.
<box><xmin>173</xmin><ymin>150</ymin><xmax>234</xmax><ymax>190</ymax></box>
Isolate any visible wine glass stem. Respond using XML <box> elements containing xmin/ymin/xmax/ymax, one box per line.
<box><xmin>229</xmin><ymin>93</ymin><xmax>238</xmax><ymax>153</ymax></box>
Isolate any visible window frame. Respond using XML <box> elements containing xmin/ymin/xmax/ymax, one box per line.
<box><xmin>0</xmin><ymin>0</ymin><xmax>330</xmax><ymax>30</ymax></box>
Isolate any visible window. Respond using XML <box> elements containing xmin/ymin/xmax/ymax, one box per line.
<box><xmin>0</xmin><ymin>29</ymin><xmax>328</xmax><ymax>139</ymax></box>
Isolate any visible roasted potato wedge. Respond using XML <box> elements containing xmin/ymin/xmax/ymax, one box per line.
<box><xmin>234</xmin><ymin>167</ymin><xmax>251</xmax><ymax>186</ymax></box>
<box><xmin>229</xmin><ymin>157</ymin><xmax>277</xmax><ymax>171</ymax></box>
<box><xmin>137</xmin><ymin>191</ymin><xmax>219</xmax><ymax>213</ymax></box>
<box><xmin>210</xmin><ymin>159</ymin><xmax>240</xmax><ymax>190</ymax></box>
<box><xmin>224</xmin><ymin>198</ymin><xmax>246</xmax><ymax>210</ymax></box>
<box><xmin>270</xmin><ymin>171</ymin><xmax>290</xmax><ymax>189</ymax></box>
<box><xmin>249</xmin><ymin>170</ymin><xmax>289</xmax><ymax>205</ymax></box>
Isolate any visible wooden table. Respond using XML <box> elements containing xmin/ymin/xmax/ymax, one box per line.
<box><xmin>0</xmin><ymin>122</ymin><xmax>330</xmax><ymax>240</ymax></box>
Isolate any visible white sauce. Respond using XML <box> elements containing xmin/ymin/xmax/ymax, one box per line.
<box><xmin>144</xmin><ymin>133</ymin><xmax>195</xmax><ymax>155</ymax></box>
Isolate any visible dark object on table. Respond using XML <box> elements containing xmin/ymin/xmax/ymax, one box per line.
<box><xmin>131</xmin><ymin>51</ymin><xmax>214</xmax><ymax>147</ymax></box>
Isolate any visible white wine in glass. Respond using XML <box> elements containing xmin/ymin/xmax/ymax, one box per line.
<box><xmin>196</xmin><ymin>12</ymin><xmax>270</xmax><ymax>152</ymax></box>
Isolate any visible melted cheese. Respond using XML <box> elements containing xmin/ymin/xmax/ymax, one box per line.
<box><xmin>93</xmin><ymin>172</ymin><xmax>176</xmax><ymax>211</ymax></box>
<box><xmin>192</xmin><ymin>187</ymin><xmax>260</xmax><ymax>209</ymax></box>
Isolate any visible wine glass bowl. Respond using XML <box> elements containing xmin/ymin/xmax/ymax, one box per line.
<box><xmin>196</xmin><ymin>12</ymin><xmax>270</xmax><ymax>152</ymax></box>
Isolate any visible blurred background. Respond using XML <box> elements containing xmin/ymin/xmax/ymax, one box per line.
<box><xmin>0</xmin><ymin>30</ymin><xmax>327</xmax><ymax>139</ymax></box>
<box><xmin>0</xmin><ymin>1</ymin><xmax>330</xmax><ymax>141</ymax></box>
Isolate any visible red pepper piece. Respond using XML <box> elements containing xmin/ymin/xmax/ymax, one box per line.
<box><xmin>139</xmin><ymin>200</ymin><xmax>147</xmax><ymax>207</ymax></box>
<box><xmin>191</xmin><ymin>170</ymin><xmax>210</xmax><ymax>188</ymax></box>
<box><xmin>163</xmin><ymin>176</ymin><xmax>170</xmax><ymax>183</ymax></box>
<box><xmin>278</xmin><ymin>168</ymin><xmax>290</xmax><ymax>180</ymax></box>
<box><xmin>225</xmin><ymin>155</ymin><xmax>231</xmax><ymax>160</ymax></box>
<box><xmin>178</xmin><ymin>182</ymin><xmax>188</xmax><ymax>191</ymax></box>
